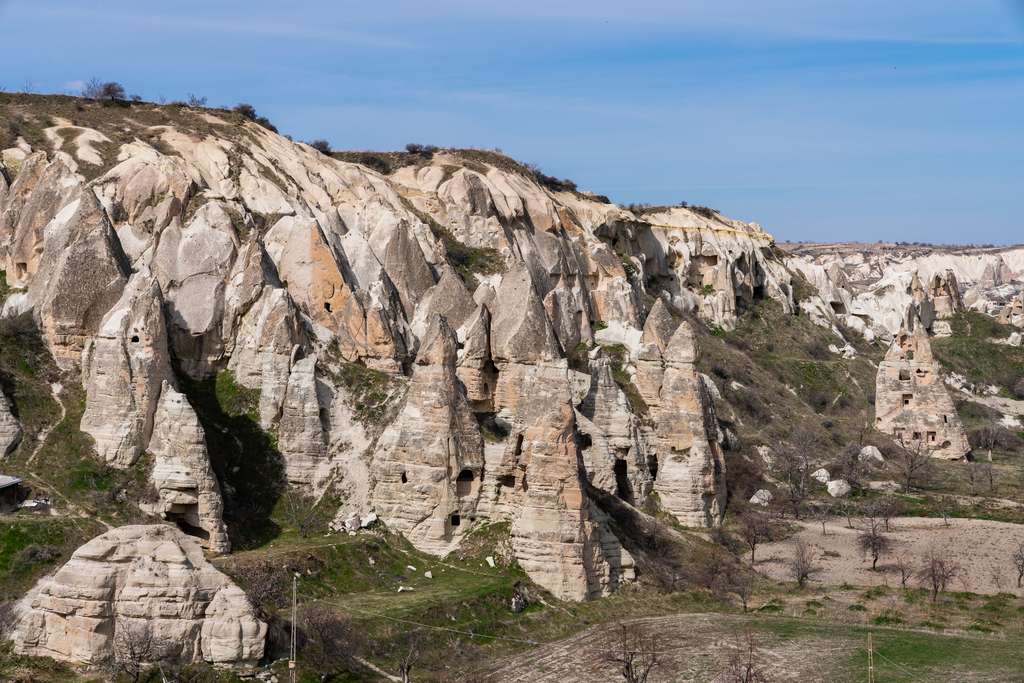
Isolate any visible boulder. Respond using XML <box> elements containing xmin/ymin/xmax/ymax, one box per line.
<box><xmin>827</xmin><ymin>479</ymin><xmax>851</xmax><ymax>498</ymax></box>
<box><xmin>858</xmin><ymin>446</ymin><xmax>885</xmax><ymax>466</ymax></box>
<box><xmin>811</xmin><ymin>468</ymin><xmax>831</xmax><ymax>484</ymax></box>
<box><xmin>750</xmin><ymin>489</ymin><xmax>773</xmax><ymax>506</ymax></box>
<box><xmin>13</xmin><ymin>526</ymin><xmax>263</xmax><ymax>666</ymax></box>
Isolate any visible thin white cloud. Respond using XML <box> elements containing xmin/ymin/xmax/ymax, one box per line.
<box><xmin>65</xmin><ymin>80</ymin><xmax>85</xmax><ymax>92</ymax></box>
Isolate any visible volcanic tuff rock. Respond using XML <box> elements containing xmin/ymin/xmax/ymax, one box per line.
<box><xmin>145</xmin><ymin>383</ymin><xmax>231</xmax><ymax>553</ymax></box>
<box><xmin>81</xmin><ymin>270</ymin><xmax>173</xmax><ymax>466</ymax></box>
<box><xmin>0</xmin><ymin>388</ymin><xmax>23</xmax><ymax>456</ymax></box>
<box><xmin>371</xmin><ymin>315</ymin><xmax>485</xmax><ymax>555</ymax></box>
<box><xmin>1</xmin><ymin>102</ymin><xmax>869</xmax><ymax>602</ymax></box>
<box><xmin>874</xmin><ymin>322</ymin><xmax>970</xmax><ymax>460</ymax></box>
<box><xmin>13</xmin><ymin>525</ymin><xmax>264</xmax><ymax>666</ymax></box>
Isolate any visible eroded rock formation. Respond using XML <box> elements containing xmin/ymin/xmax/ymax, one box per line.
<box><xmin>14</xmin><ymin>526</ymin><xmax>264</xmax><ymax>666</ymax></box>
<box><xmin>874</xmin><ymin>322</ymin><xmax>970</xmax><ymax>460</ymax></box>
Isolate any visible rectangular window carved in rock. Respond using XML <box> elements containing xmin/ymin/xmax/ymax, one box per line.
<box><xmin>902</xmin><ymin>393</ymin><xmax>913</xmax><ymax>407</ymax></box>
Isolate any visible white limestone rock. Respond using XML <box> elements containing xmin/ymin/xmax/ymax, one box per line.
<box><xmin>13</xmin><ymin>526</ymin><xmax>263</xmax><ymax>667</ymax></box>
<box><xmin>80</xmin><ymin>270</ymin><xmax>173</xmax><ymax>467</ymax></box>
<box><xmin>827</xmin><ymin>479</ymin><xmax>852</xmax><ymax>498</ymax></box>
<box><xmin>0</xmin><ymin>389</ymin><xmax>23</xmax><ymax>456</ymax></box>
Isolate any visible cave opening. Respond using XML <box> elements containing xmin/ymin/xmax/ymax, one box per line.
<box><xmin>614</xmin><ymin>459</ymin><xmax>634</xmax><ymax>505</ymax></box>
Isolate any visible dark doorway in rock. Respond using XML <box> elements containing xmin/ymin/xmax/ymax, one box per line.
<box><xmin>456</xmin><ymin>470</ymin><xmax>474</xmax><ymax>496</ymax></box>
<box><xmin>614</xmin><ymin>459</ymin><xmax>634</xmax><ymax>505</ymax></box>
<box><xmin>170</xmin><ymin>515</ymin><xmax>210</xmax><ymax>542</ymax></box>
<box><xmin>324</xmin><ymin>301</ymin><xmax>332</xmax><ymax>313</ymax></box>
<box><xmin>648</xmin><ymin>454</ymin><xmax>658</xmax><ymax>480</ymax></box>
<box><xmin>450</xmin><ymin>514</ymin><xmax>460</xmax><ymax>527</ymax></box>
<box><xmin>500</xmin><ymin>475</ymin><xmax>515</xmax><ymax>488</ymax></box>
<box><xmin>579</xmin><ymin>433</ymin><xmax>592</xmax><ymax>451</ymax></box>
<box><xmin>131</xmin><ymin>335</ymin><xmax>140</xmax><ymax>343</ymax></box>
<box><xmin>514</xmin><ymin>433</ymin><xmax>524</xmax><ymax>458</ymax></box>
<box><xmin>401</xmin><ymin>472</ymin><xmax>407</xmax><ymax>484</ymax></box>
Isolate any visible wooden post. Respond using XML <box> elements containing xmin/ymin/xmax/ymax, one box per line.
<box><xmin>868</xmin><ymin>632</ymin><xmax>874</xmax><ymax>683</ymax></box>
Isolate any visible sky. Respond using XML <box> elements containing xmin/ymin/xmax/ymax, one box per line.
<box><xmin>1</xmin><ymin>0</ymin><xmax>1023</xmax><ymax>244</ymax></box>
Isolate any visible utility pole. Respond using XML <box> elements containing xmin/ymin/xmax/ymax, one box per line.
<box><xmin>868</xmin><ymin>632</ymin><xmax>874</xmax><ymax>683</ymax></box>
<box><xmin>290</xmin><ymin>576</ymin><xmax>297</xmax><ymax>683</ymax></box>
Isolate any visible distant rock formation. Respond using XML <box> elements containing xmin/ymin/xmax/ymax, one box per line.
<box><xmin>13</xmin><ymin>525</ymin><xmax>264</xmax><ymax>667</ymax></box>
<box><xmin>874</xmin><ymin>323</ymin><xmax>970</xmax><ymax>460</ymax></box>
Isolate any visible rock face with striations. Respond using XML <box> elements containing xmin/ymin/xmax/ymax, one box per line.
<box><xmin>371</xmin><ymin>315</ymin><xmax>485</xmax><ymax>555</ymax></box>
<box><xmin>0</xmin><ymin>103</ymin><xmax>824</xmax><ymax>603</ymax></box>
<box><xmin>651</xmin><ymin>321</ymin><xmax>727</xmax><ymax>526</ymax></box>
<box><xmin>874</xmin><ymin>321</ymin><xmax>970</xmax><ymax>460</ymax></box>
<box><xmin>145</xmin><ymin>383</ymin><xmax>231</xmax><ymax>553</ymax></box>
<box><xmin>13</xmin><ymin>525</ymin><xmax>264</xmax><ymax>667</ymax></box>
<box><xmin>80</xmin><ymin>270</ymin><xmax>173</xmax><ymax>467</ymax></box>
<box><xmin>0</xmin><ymin>388</ymin><xmax>23</xmax><ymax>456</ymax></box>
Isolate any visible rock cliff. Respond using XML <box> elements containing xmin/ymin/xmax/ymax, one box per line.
<box><xmin>0</xmin><ymin>99</ymin><xmax>827</xmax><ymax>602</ymax></box>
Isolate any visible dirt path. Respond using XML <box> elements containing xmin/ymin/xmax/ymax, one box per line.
<box><xmin>754</xmin><ymin>516</ymin><xmax>1024</xmax><ymax>594</ymax></box>
<box><xmin>967</xmin><ymin>393</ymin><xmax>1024</xmax><ymax>417</ymax></box>
<box><xmin>25</xmin><ymin>382</ymin><xmax>65</xmax><ymax>465</ymax></box>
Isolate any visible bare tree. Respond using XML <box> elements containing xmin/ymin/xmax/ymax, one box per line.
<box><xmin>80</xmin><ymin>76</ymin><xmax>104</xmax><ymax>98</ymax></box>
<box><xmin>187</xmin><ymin>93</ymin><xmax>208</xmax><ymax>107</ymax></box>
<box><xmin>806</xmin><ymin>501</ymin><xmax>835</xmax><ymax>535</ymax></box>
<box><xmin>935</xmin><ymin>495</ymin><xmax>958</xmax><ymax>526</ymax></box>
<box><xmin>584</xmin><ymin>621</ymin><xmax>673</xmax><ymax>683</ymax></box>
<box><xmin>771</xmin><ymin>441</ymin><xmax>811</xmax><ymax>519</ymax></box>
<box><xmin>888</xmin><ymin>439</ymin><xmax>937</xmax><ymax>493</ymax></box>
<box><xmin>283</xmin><ymin>488</ymin><xmax>333</xmax><ymax>538</ymax></box>
<box><xmin>730</xmin><ymin>570</ymin><xmax>755</xmax><ymax>613</ymax></box>
<box><xmin>893</xmin><ymin>554</ymin><xmax>913</xmax><ymax>589</ymax></box>
<box><xmin>232</xmin><ymin>558</ymin><xmax>285</xmax><ymax>617</ymax></box>
<box><xmin>299</xmin><ymin>604</ymin><xmax>362</xmax><ymax>679</ymax></box>
<box><xmin>110</xmin><ymin>617</ymin><xmax>154</xmax><ymax>683</ymax></box>
<box><xmin>715</xmin><ymin>628</ymin><xmax>773</xmax><ymax>683</ymax></box>
<box><xmin>983</xmin><ymin>461</ymin><xmax>996</xmax><ymax>492</ymax></box>
<box><xmin>738</xmin><ymin>510</ymin><xmax>773</xmax><ymax>563</ymax></box>
<box><xmin>916</xmin><ymin>548</ymin><xmax>960</xmax><ymax>602</ymax></box>
<box><xmin>790</xmin><ymin>538</ymin><xmax>817</xmax><ymax>588</ymax></box>
<box><xmin>966</xmin><ymin>461</ymin><xmax>981</xmax><ymax>495</ymax></box>
<box><xmin>99</xmin><ymin>81</ymin><xmax>125</xmax><ymax>101</ymax></box>
<box><xmin>1012</xmin><ymin>540</ymin><xmax>1024</xmax><ymax>588</ymax></box>
<box><xmin>856</xmin><ymin>522</ymin><xmax>893</xmax><ymax>571</ymax></box>
<box><xmin>876</xmin><ymin>497</ymin><xmax>906</xmax><ymax>532</ymax></box>
<box><xmin>378</xmin><ymin>629</ymin><xmax>425</xmax><ymax>683</ymax></box>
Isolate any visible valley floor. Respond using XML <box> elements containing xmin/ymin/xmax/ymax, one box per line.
<box><xmin>755</xmin><ymin>516</ymin><xmax>1024</xmax><ymax>595</ymax></box>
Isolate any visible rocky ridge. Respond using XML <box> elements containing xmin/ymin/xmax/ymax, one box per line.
<box><xmin>0</xmin><ymin>97</ymin><xmax>984</xmax><ymax>607</ymax></box>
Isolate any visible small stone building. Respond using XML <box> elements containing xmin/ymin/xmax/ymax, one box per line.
<box><xmin>874</xmin><ymin>323</ymin><xmax>970</xmax><ymax>460</ymax></box>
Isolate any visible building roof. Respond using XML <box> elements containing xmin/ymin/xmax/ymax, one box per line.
<box><xmin>0</xmin><ymin>475</ymin><xmax>23</xmax><ymax>489</ymax></box>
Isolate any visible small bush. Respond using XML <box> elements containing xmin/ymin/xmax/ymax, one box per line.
<box><xmin>186</xmin><ymin>93</ymin><xmax>208</xmax><ymax>107</ymax></box>
<box><xmin>234</xmin><ymin>103</ymin><xmax>257</xmax><ymax>120</ymax></box>
<box><xmin>805</xmin><ymin>340</ymin><xmax>827</xmax><ymax>358</ymax></box>
<box><xmin>848</xmin><ymin>604</ymin><xmax>867</xmax><ymax>612</ymax></box>
<box><xmin>405</xmin><ymin>143</ymin><xmax>439</xmax><ymax>155</ymax></box>
<box><xmin>711</xmin><ymin>363</ymin><xmax>730</xmax><ymax>379</ymax></box>
<box><xmin>7</xmin><ymin>544</ymin><xmax>59</xmax><ymax>575</ymax></box>
<box><xmin>305</xmin><ymin>139</ymin><xmax>331</xmax><ymax>154</ymax></box>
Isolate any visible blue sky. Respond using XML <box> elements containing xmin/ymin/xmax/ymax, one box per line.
<box><xmin>2</xmin><ymin>1</ymin><xmax>1023</xmax><ymax>244</ymax></box>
